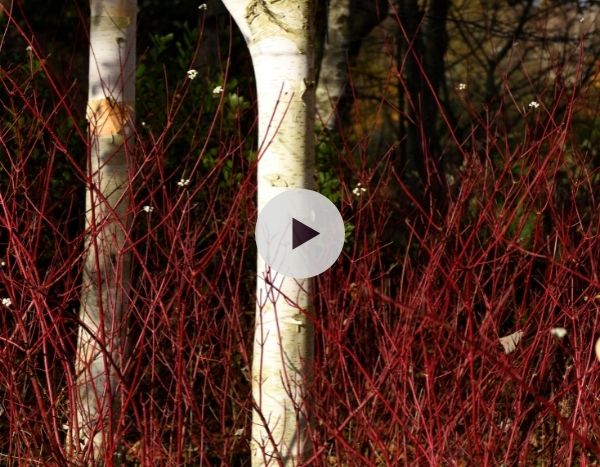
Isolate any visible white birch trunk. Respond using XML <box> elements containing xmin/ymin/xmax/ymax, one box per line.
<box><xmin>68</xmin><ymin>0</ymin><xmax>136</xmax><ymax>462</ymax></box>
<box><xmin>315</xmin><ymin>0</ymin><xmax>389</xmax><ymax>130</ymax></box>
<box><xmin>315</xmin><ymin>0</ymin><xmax>351</xmax><ymax>129</ymax></box>
<box><xmin>221</xmin><ymin>1</ymin><xmax>316</xmax><ymax>464</ymax></box>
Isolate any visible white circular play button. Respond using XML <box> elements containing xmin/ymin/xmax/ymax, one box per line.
<box><xmin>255</xmin><ymin>189</ymin><xmax>345</xmax><ymax>279</ymax></box>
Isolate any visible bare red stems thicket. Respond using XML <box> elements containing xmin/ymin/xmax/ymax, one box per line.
<box><xmin>0</xmin><ymin>2</ymin><xmax>599</xmax><ymax>465</ymax></box>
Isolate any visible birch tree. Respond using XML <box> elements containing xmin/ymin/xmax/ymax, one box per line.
<box><xmin>315</xmin><ymin>0</ymin><xmax>352</xmax><ymax>129</ymax></box>
<box><xmin>68</xmin><ymin>0</ymin><xmax>136</xmax><ymax>461</ymax></box>
<box><xmin>316</xmin><ymin>0</ymin><xmax>388</xmax><ymax>130</ymax></box>
<box><xmin>220</xmin><ymin>0</ymin><xmax>317</xmax><ymax>464</ymax></box>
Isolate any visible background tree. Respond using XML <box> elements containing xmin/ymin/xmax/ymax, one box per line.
<box><xmin>393</xmin><ymin>0</ymin><xmax>450</xmax><ymax>210</ymax></box>
<box><xmin>315</xmin><ymin>0</ymin><xmax>388</xmax><ymax>130</ymax></box>
<box><xmin>68</xmin><ymin>0</ymin><xmax>136</xmax><ymax>462</ymax></box>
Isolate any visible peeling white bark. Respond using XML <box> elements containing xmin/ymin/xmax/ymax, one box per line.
<box><xmin>68</xmin><ymin>0</ymin><xmax>136</xmax><ymax>462</ymax></box>
<box><xmin>222</xmin><ymin>1</ymin><xmax>316</xmax><ymax>464</ymax></box>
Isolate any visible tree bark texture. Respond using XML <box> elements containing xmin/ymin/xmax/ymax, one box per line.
<box><xmin>316</xmin><ymin>0</ymin><xmax>388</xmax><ymax>130</ymax></box>
<box><xmin>396</xmin><ymin>0</ymin><xmax>449</xmax><ymax>208</ymax></box>
<box><xmin>69</xmin><ymin>0</ymin><xmax>135</xmax><ymax>462</ymax></box>
<box><xmin>221</xmin><ymin>0</ymin><xmax>317</xmax><ymax>464</ymax></box>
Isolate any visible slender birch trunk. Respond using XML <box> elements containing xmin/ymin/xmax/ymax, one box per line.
<box><xmin>315</xmin><ymin>0</ymin><xmax>388</xmax><ymax>130</ymax></box>
<box><xmin>68</xmin><ymin>0</ymin><xmax>136</xmax><ymax>462</ymax></box>
<box><xmin>315</xmin><ymin>0</ymin><xmax>351</xmax><ymax>129</ymax></box>
<box><xmin>220</xmin><ymin>1</ymin><xmax>316</xmax><ymax>464</ymax></box>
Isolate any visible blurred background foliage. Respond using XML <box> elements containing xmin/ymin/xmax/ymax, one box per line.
<box><xmin>2</xmin><ymin>0</ymin><xmax>599</xmax><ymax>246</ymax></box>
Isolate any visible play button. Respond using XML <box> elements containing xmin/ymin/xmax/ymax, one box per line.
<box><xmin>292</xmin><ymin>218</ymin><xmax>319</xmax><ymax>249</ymax></box>
<box><xmin>255</xmin><ymin>189</ymin><xmax>345</xmax><ymax>278</ymax></box>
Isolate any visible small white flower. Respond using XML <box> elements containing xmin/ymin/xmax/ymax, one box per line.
<box><xmin>1</xmin><ymin>298</ymin><xmax>11</xmax><ymax>308</ymax></box>
<box><xmin>198</xmin><ymin>3</ymin><xmax>207</xmax><ymax>9</ymax></box>
<box><xmin>352</xmin><ymin>183</ymin><xmax>367</xmax><ymax>197</ymax></box>
<box><xmin>457</xmin><ymin>82</ymin><xmax>467</xmax><ymax>91</ymax></box>
<box><xmin>498</xmin><ymin>417</ymin><xmax>512</xmax><ymax>432</ymax></box>
<box><xmin>26</xmin><ymin>45</ymin><xmax>33</xmax><ymax>53</ymax></box>
<box><xmin>550</xmin><ymin>327</ymin><xmax>567</xmax><ymax>339</ymax></box>
<box><xmin>142</xmin><ymin>205</ymin><xmax>154</xmax><ymax>213</ymax></box>
<box><xmin>177</xmin><ymin>178</ymin><xmax>190</xmax><ymax>187</ymax></box>
<box><xmin>528</xmin><ymin>101</ymin><xmax>540</xmax><ymax>109</ymax></box>
<box><xmin>212</xmin><ymin>85</ymin><xmax>223</xmax><ymax>95</ymax></box>
<box><xmin>0</xmin><ymin>261</ymin><xmax>5</xmax><ymax>267</ymax></box>
<box><xmin>141</xmin><ymin>121</ymin><xmax>147</xmax><ymax>127</ymax></box>
<box><xmin>187</xmin><ymin>69</ymin><xmax>198</xmax><ymax>80</ymax></box>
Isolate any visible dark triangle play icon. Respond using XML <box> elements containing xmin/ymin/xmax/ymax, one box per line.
<box><xmin>292</xmin><ymin>218</ymin><xmax>320</xmax><ymax>249</ymax></box>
